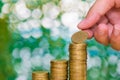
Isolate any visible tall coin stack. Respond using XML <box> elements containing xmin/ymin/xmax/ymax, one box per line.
<box><xmin>32</xmin><ymin>71</ymin><xmax>49</xmax><ymax>80</ymax></box>
<box><xmin>69</xmin><ymin>31</ymin><xmax>88</xmax><ymax>80</ymax></box>
<box><xmin>50</xmin><ymin>60</ymin><xmax>68</xmax><ymax>80</ymax></box>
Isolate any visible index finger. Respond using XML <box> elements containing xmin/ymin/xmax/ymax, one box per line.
<box><xmin>78</xmin><ymin>0</ymin><xmax>114</xmax><ymax>29</ymax></box>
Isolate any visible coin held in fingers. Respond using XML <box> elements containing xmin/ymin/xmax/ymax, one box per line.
<box><xmin>71</xmin><ymin>31</ymin><xmax>88</xmax><ymax>44</ymax></box>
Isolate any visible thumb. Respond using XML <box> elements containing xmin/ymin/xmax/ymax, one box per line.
<box><xmin>78</xmin><ymin>0</ymin><xmax>114</xmax><ymax>29</ymax></box>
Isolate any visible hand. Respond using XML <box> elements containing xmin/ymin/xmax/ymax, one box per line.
<box><xmin>77</xmin><ymin>0</ymin><xmax>120</xmax><ymax>50</ymax></box>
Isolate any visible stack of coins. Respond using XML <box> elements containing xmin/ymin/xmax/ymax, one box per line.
<box><xmin>32</xmin><ymin>71</ymin><xmax>49</xmax><ymax>80</ymax></box>
<box><xmin>50</xmin><ymin>60</ymin><xmax>68</xmax><ymax>80</ymax></box>
<box><xmin>69</xmin><ymin>31</ymin><xmax>88</xmax><ymax>80</ymax></box>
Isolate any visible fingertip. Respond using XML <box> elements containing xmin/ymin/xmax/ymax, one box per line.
<box><xmin>77</xmin><ymin>19</ymin><xmax>87</xmax><ymax>29</ymax></box>
<box><xmin>77</xmin><ymin>13</ymin><xmax>101</xmax><ymax>30</ymax></box>
<box><xmin>83</xmin><ymin>29</ymin><xmax>93</xmax><ymax>39</ymax></box>
<box><xmin>110</xmin><ymin>24</ymin><xmax>120</xmax><ymax>51</ymax></box>
<box><xmin>94</xmin><ymin>23</ymin><xmax>109</xmax><ymax>45</ymax></box>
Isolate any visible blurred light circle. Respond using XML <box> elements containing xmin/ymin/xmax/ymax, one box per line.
<box><xmin>41</xmin><ymin>18</ymin><xmax>60</xmax><ymax>29</ymax></box>
<box><xmin>9</xmin><ymin>14</ymin><xmax>19</xmax><ymax>23</ymax></box>
<box><xmin>14</xmin><ymin>0</ymin><xmax>31</xmax><ymax>20</ymax></box>
<box><xmin>48</xmin><ymin>6</ymin><xmax>60</xmax><ymax>19</ymax></box>
<box><xmin>32</xmin><ymin>48</ymin><xmax>43</xmax><ymax>56</ymax></box>
<box><xmin>12</xmin><ymin>48</ymin><xmax>20</xmax><ymax>59</ymax></box>
<box><xmin>25</xmin><ymin>0</ymin><xmax>40</xmax><ymax>10</ymax></box>
<box><xmin>41</xmin><ymin>17</ymin><xmax>54</xmax><ymax>29</ymax></box>
<box><xmin>89</xmin><ymin>68</ymin><xmax>100</xmax><ymax>79</ymax></box>
<box><xmin>16</xmin><ymin>75</ymin><xmax>27</xmax><ymax>80</ymax></box>
<box><xmin>21</xmin><ymin>32</ymin><xmax>31</xmax><ymax>39</ymax></box>
<box><xmin>15</xmin><ymin>60</ymin><xmax>31</xmax><ymax>75</ymax></box>
<box><xmin>31</xmin><ymin>56</ymin><xmax>42</xmax><ymax>67</ymax></box>
<box><xmin>31</xmin><ymin>29</ymin><xmax>42</xmax><ymax>38</ymax></box>
<box><xmin>32</xmin><ymin>8</ymin><xmax>42</xmax><ymax>19</ymax></box>
<box><xmin>61</xmin><ymin>12</ymin><xmax>79</xmax><ymax>27</ymax></box>
<box><xmin>87</xmin><ymin>56</ymin><xmax>101</xmax><ymax>69</ymax></box>
<box><xmin>1</xmin><ymin>3</ymin><xmax>11</xmax><ymax>14</ymax></box>
<box><xmin>108</xmin><ymin>55</ymin><xmax>118</xmax><ymax>65</ymax></box>
<box><xmin>42</xmin><ymin>2</ymin><xmax>60</xmax><ymax>19</ymax></box>
<box><xmin>61</xmin><ymin>12</ymin><xmax>80</xmax><ymax>33</ymax></box>
<box><xmin>60</xmin><ymin>0</ymin><xmax>80</xmax><ymax>12</ymax></box>
<box><xmin>17</xmin><ymin>22</ymin><xmax>32</xmax><ymax>32</ymax></box>
<box><xmin>27</xmin><ymin>19</ymin><xmax>41</xmax><ymax>28</ymax></box>
<box><xmin>50</xmin><ymin>27</ymin><xmax>60</xmax><ymax>39</ymax></box>
<box><xmin>22</xmin><ymin>61</ymin><xmax>31</xmax><ymax>72</ymax></box>
<box><xmin>19</xmin><ymin>47</ymin><xmax>31</xmax><ymax>60</ymax></box>
<box><xmin>53</xmin><ymin>19</ymin><xmax>60</xmax><ymax>27</ymax></box>
<box><xmin>42</xmin><ymin>54</ymin><xmax>54</xmax><ymax>70</ymax></box>
<box><xmin>78</xmin><ymin>1</ymin><xmax>90</xmax><ymax>16</ymax></box>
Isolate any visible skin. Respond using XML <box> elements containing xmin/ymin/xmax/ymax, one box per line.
<box><xmin>77</xmin><ymin>0</ymin><xmax>120</xmax><ymax>50</ymax></box>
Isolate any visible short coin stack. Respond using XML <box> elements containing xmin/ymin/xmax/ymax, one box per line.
<box><xmin>50</xmin><ymin>60</ymin><xmax>68</xmax><ymax>80</ymax></box>
<box><xmin>69</xmin><ymin>31</ymin><xmax>88</xmax><ymax>80</ymax></box>
<box><xmin>32</xmin><ymin>71</ymin><xmax>49</xmax><ymax>80</ymax></box>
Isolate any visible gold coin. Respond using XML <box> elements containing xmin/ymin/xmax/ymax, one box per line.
<box><xmin>69</xmin><ymin>43</ymin><xmax>87</xmax><ymax>48</ymax></box>
<box><xmin>51</xmin><ymin>69</ymin><xmax>67</xmax><ymax>73</ymax></box>
<box><xmin>51</xmin><ymin>65</ymin><xmax>68</xmax><ymax>69</ymax></box>
<box><xmin>51</xmin><ymin>64</ymin><xmax>68</xmax><ymax>68</ymax></box>
<box><xmin>71</xmin><ymin>31</ymin><xmax>88</xmax><ymax>44</ymax></box>
<box><xmin>32</xmin><ymin>71</ymin><xmax>49</xmax><ymax>80</ymax></box>
<box><xmin>69</xmin><ymin>64</ymin><xmax>86</xmax><ymax>67</ymax></box>
<box><xmin>51</xmin><ymin>74</ymin><xmax>67</xmax><ymax>77</ymax></box>
<box><xmin>69</xmin><ymin>73</ymin><xmax>86</xmax><ymax>76</ymax></box>
<box><xmin>51</xmin><ymin>72</ymin><xmax>67</xmax><ymax>75</ymax></box>
<box><xmin>32</xmin><ymin>71</ymin><xmax>48</xmax><ymax>76</ymax></box>
<box><xmin>51</xmin><ymin>60</ymin><xmax>68</xmax><ymax>64</ymax></box>
<box><xmin>51</xmin><ymin>76</ymin><xmax>67</xmax><ymax>79</ymax></box>
<box><xmin>69</xmin><ymin>44</ymin><xmax>87</xmax><ymax>51</ymax></box>
<box><xmin>70</xmin><ymin>77</ymin><xmax>86</xmax><ymax>80</ymax></box>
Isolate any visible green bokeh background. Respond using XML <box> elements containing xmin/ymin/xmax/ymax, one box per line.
<box><xmin>0</xmin><ymin>0</ymin><xmax>120</xmax><ymax>80</ymax></box>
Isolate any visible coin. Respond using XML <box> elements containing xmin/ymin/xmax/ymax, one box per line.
<box><xmin>32</xmin><ymin>71</ymin><xmax>48</xmax><ymax>77</ymax></box>
<box><xmin>71</xmin><ymin>31</ymin><xmax>88</xmax><ymax>44</ymax></box>
<box><xmin>51</xmin><ymin>60</ymin><xmax>68</xmax><ymax>64</ymax></box>
<box><xmin>51</xmin><ymin>65</ymin><xmax>68</xmax><ymax>68</ymax></box>
<box><xmin>32</xmin><ymin>71</ymin><xmax>49</xmax><ymax>80</ymax></box>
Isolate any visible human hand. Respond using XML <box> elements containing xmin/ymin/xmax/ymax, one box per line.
<box><xmin>77</xmin><ymin>0</ymin><xmax>120</xmax><ymax>50</ymax></box>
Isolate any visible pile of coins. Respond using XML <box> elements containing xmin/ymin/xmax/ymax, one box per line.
<box><xmin>32</xmin><ymin>71</ymin><xmax>49</xmax><ymax>80</ymax></box>
<box><xmin>69</xmin><ymin>43</ymin><xmax>87</xmax><ymax>80</ymax></box>
<box><xmin>69</xmin><ymin>31</ymin><xmax>88</xmax><ymax>80</ymax></box>
<box><xmin>32</xmin><ymin>31</ymin><xmax>88</xmax><ymax>80</ymax></box>
<box><xmin>50</xmin><ymin>60</ymin><xmax>68</xmax><ymax>80</ymax></box>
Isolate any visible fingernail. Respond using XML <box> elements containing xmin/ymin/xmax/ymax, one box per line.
<box><xmin>114</xmin><ymin>24</ymin><xmax>120</xmax><ymax>36</ymax></box>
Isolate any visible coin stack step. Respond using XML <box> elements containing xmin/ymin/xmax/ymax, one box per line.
<box><xmin>32</xmin><ymin>71</ymin><xmax>49</xmax><ymax>80</ymax></box>
<box><xmin>69</xmin><ymin>31</ymin><xmax>88</xmax><ymax>80</ymax></box>
<box><xmin>50</xmin><ymin>60</ymin><xmax>68</xmax><ymax>80</ymax></box>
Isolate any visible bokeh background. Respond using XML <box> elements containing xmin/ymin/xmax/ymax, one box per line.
<box><xmin>0</xmin><ymin>0</ymin><xmax>120</xmax><ymax>80</ymax></box>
